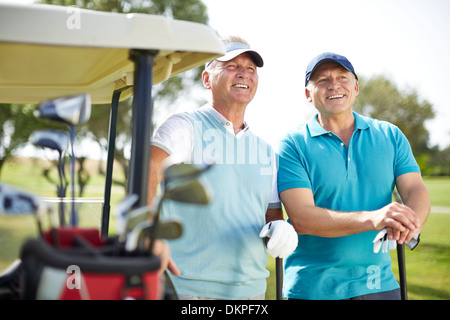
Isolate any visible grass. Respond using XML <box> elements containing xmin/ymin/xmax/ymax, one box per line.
<box><xmin>0</xmin><ymin>158</ymin><xmax>449</xmax><ymax>300</ymax></box>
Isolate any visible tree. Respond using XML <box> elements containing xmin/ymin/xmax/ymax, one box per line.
<box><xmin>0</xmin><ymin>103</ymin><xmax>66</xmax><ymax>176</ymax></box>
<box><xmin>354</xmin><ymin>75</ymin><xmax>435</xmax><ymax>157</ymax></box>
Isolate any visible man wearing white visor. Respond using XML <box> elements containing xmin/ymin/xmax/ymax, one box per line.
<box><xmin>148</xmin><ymin>36</ymin><xmax>298</xmax><ymax>300</ymax></box>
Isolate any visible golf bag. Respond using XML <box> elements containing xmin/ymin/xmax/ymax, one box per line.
<box><xmin>18</xmin><ymin>227</ymin><xmax>162</xmax><ymax>300</ymax></box>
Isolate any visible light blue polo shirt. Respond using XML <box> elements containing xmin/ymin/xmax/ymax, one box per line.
<box><xmin>156</xmin><ymin>107</ymin><xmax>277</xmax><ymax>299</ymax></box>
<box><xmin>278</xmin><ymin>112</ymin><xmax>420</xmax><ymax>300</ymax></box>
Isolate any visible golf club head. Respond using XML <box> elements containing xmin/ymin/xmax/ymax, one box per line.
<box><xmin>34</xmin><ymin>93</ymin><xmax>91</xmax><ymax>126</ymax></box>
<box><xmin>166</xmin><ymin>179</ymin><xmax>211</xmax><ymax>205</ymax></box>
<box><xmin>114</xmin><ymin>194</ymin><xmax>139</xmax><ymax>236</ymax></box>
<box><xmin>163</xmin><ymin>162</ymin><xmax>213</xmax><ymax>182</ymax></box>
<box><xmin>146</xmin><ymin>220</ymin><xmax>183</xmax><ymax>240</ymax></box>
<box><xmin>125</xmin><ymin>219</ymin><xmax>183</xmax><ymax>251</ymax></box>
<box><xmin>0</xmin><ymin>183</ymin><xmax>40</xmax><ymax>215</ymax></box>
<box><xmin>124</xmin><ymin>205</ymin><xmax>155</xmax><ymax>235</ymax></box>
<box><xmin>29</xmin><ymin>129</ymin><xmax>70</xmax><ymax>155</ymax></box>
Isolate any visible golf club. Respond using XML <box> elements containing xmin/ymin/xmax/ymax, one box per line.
<box><xmin>125</xmin><ymin>219</ymin><xmax>183</xmax><ymax>252</ymax></box>
<box><xmin>393</xmin><ymin>189</ymin><xmax>407</xmax><ymax>300</ymax></box>
<box><xmin>276</xmin><ymin>258</ymin><xmax>283</xmax><ymax>300</ymax></box>
<box><xmin>123</xmin><ymin>179</ymin><xmax>210</xmax><ymax>253</ymax></box>
<box><xmin>0</xmin><ymin>183</ymin><xmax>49</xmax><ymax>240</ymax></box>
<box><xmin>33</xmin><ymin>94</ymin><xmax>91</xmax><ymax>126</ymax></box>
<box><xmin>29</xmin><ymin>129</ymin><xmax>70</xmax><ymax>226</ymax></box>
<box><xmin>34</xmin><ymin>94</ymin><xmax>92</xmax><ymax>227</ymax></box>
<box><xmin>114</xmin><ymin>193</ymin><xmax>139</xmax><ymax>241</ymax></box>
<box><xmin>148</xmin><ymin>163</ymin><xmax>213</xmax><ymax>254</ymax></box>
<box><xmin>163</xmin><ymin>162</ymin><xmax>213</xmax><ymax>182</ymax></box>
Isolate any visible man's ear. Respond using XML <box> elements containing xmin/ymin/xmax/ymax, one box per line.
<box><xmin>202</xmin><ymin>70</ymin><xmax>211</xmax><ymax>89</ymax></box>
<box><xmin>354</xmin><ymin>79</ymin><xmax>359</xmax><ymax>96</ymax></box>
<box><xmin>305</xmin><ymin>88</ymin><xmax>312</xmax><ymax>102</ymax></box>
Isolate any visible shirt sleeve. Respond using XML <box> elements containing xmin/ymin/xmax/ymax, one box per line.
<box><xmin>151</xmin><ymin>113</ymin><xmax>194</xmax><ymax>161</ymax></box>
<box><xmin>393</xmin><ymin>126</ymin><xmax>421</xmax><ymax>177</ymax></box>
<box><xmin>268</xmin><ymin>151</ymin><xmax>281</xmax><ymax>208</ymax></box>
<box><xmin>277</xmin><ymin>134</ymin><xmax>312</xmax><ymax>194</ymax></box>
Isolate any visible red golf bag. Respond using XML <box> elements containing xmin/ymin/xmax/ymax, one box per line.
<box><xmin>18</xmin><ymin>227</ymin><xmax>162</xmax><ymax>300</ymax></box>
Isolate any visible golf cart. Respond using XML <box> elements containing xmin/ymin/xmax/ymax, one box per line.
<box><xmin>0</xmin><ymin>2</ymin><xmax>223</xmax><ymax>300</ymax></box>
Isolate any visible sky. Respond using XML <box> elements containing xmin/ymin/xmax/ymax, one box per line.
<box><xmin>6</xmin><ymin>0</ymin><xmax>450</xmax><ymax>158</ymax></box>
<box><xmin>200</xmin><ymin>0</ymin><xmax>450</xmax><ymax>150</ymax></box>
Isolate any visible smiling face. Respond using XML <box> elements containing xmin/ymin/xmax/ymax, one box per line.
<box><xmin>305</xmin><ymin>62</ymin><xmax>359</xmax><ymax>117</ymax></box>
<box><xmin>202</xmin><ymin>53</ymin><xmax>258</xmax><ymax>108</ymax></box>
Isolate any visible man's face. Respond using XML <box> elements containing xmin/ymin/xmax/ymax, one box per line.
<box><xmin>203</xmin><ymin>53</ymin><xmax>258</xmax><ymax>106</ymax></box>
<box><xmin>305</xmin><ymin>62</ymin><xmax>359</xmax><ymax>116</ymax></box>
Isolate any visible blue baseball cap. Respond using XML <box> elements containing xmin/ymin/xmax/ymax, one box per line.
<box><xmin>206</xmin><ymin>41</ymin><xmax>264</xmax><ymax>68</ymax></box>
<box><xmin>305</xmin><ymin>52</ymin><xmax>357</xmax><ymax>87</ymax></box>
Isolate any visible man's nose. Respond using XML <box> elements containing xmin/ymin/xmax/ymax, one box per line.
<box><xmin>328</xmin><ymin>79</ymin><xmax>341</xmax><ymax>90</ymax></box>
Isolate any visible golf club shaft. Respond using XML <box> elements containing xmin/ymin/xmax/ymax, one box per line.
<box><xmin>58</xmin><ymin>160</ymin><xmax>66</xmax><ymax>226</ymax></box>
<box><xmin>393</xmin><ymin>189</ymin><xmax>408</xmax><ymax>300</ymax></box>
<box><xmin>70</xmin><ymin>126</ymin><xmax>76</xmax><ymax>226</ymax></box>
<box><xmin>397</xmin><ymin>244</ymin><xmax>407</xmax><ymax>300</ymax></box>
<box><xmin>276</xmin><ymin>257</ymin><xmax>283</xmax><ymax>300</ymax></box>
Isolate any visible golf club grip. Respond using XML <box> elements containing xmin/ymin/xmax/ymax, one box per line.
<box><xmin>393</xmin><ymin>188</ymin><xmax>408</xmax><ymax>300</ymax></box>
<box><xmin>397</xmin><ymin>244</ymin><xmax>408</xmax><ymax>300</ymax></box>
<box><xmin>275</xmin><ymin>257</ymin><xmax>283</xmax><ymax>300</ymax></box>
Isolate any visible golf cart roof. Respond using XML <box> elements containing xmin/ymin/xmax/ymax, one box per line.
<box><xmin>0</xmin><ymin>2</ymin><xmax>224</xmax><ymax>104</ymax></box>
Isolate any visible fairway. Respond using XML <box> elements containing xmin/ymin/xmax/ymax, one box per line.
<box><xmin>0</xmin><ymin>158</ymin><xmax>449</xmax><ymax>299</ymax></box>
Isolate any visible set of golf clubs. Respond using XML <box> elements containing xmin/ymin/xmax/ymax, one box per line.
<box><xmin>112</xmin><ymin>161</ymin><xmax>212</xmax><ymax>300</ymax></box>
<box><xmin>0</xmin><ymin>94</ymin><xmax>91</xmax><ymax>248</ymax></box>
<box><xmin>30</xmin><ymin>94</ymin><xmax>91</xmax><ymax>234</ymax></box>
<box><xmin>114</xmin><ymin>161</ymin><xmax>213</xmax><ymax>255</ymax></box>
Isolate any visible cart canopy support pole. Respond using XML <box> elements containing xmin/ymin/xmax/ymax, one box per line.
<box><xmin>101</xmin><ymin>86</ymin><xmax>132</xmax><ymax>238</ymax></box>
<box><xmin>128</xmin><ymin>50</ymin><xmax>158</xmax><ymax>208</ymax></box>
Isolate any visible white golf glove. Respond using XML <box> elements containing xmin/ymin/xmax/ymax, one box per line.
<box><xmin>259</xmin><ymin>220</ymin><xmax>298</xmax><ymax>258</ymax></box>
<box><xmin>373</xmin><ymin>229</ymin><xmax>397</xmax><ymax>253</ymax></box>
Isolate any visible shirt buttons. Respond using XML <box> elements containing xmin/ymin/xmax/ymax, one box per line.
<box><xmin>340</xmin><ymin>142</ymin><xmax>345</xmax><ymax>146</ymax></box>
<box><xmin>225</xmin><ymin>122</ymin><xmax>231</xmax><ymax>126</ymax></box>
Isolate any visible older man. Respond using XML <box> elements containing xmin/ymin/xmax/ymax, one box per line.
<box><xmin>278</xmin><ymin>52</ymin><xmax>430</xmax><ymax>300</ymax></box>
<box><xmin>148</xmin><ymin>36</ymin><xmax>297</xmax><ymax>300</ymax></box>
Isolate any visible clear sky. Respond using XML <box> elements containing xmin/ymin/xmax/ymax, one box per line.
<box><xmin>202</xmin><ymin>0</ymin><xmax>450</xmax><ymax>150</ymax></box>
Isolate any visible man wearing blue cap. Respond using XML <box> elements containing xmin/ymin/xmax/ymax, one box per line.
<box><xmin>277</xmin><ymin>52</ymin><xmax>430</xmax><ymax>300</ymax></box>
<box><xmin>148</xmin><ymin>36</ymin><xmax>298</xmax><ymax>300</ymax></box>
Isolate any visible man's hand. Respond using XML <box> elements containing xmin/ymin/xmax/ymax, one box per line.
<box><xmin>371</xmin><ymin>202</ymin><xmax>420</xmax><ymax>244</ymax></box>
<box><xmin>152</xmin><ymin>239</ymin><xmax>181</xmax><ymax>276</ymax></box>
<box><xmin>259</xmin><ymin>220</ymin><xmax>298</xmax><ymax>258</ymax></box>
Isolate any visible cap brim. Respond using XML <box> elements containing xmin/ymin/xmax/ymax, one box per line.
<box><xmin>216</xmin><ymin>49</ymin><xmax>264</xmax><ymax>67</ymax></box>
<box><xmin>305</xmin><ymin>58</ymin><xmax>358</xmax><ymax>86</ymax></box>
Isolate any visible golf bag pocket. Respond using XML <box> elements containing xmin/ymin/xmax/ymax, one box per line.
<box><xmin>19</xmin><ymin>230</ymin><xmax>161</xmax><ymax>300</ymax></box>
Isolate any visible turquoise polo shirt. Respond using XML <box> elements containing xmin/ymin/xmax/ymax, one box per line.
<box><xmin>278</xmin><ymin>112</ymin><xmax>420</xmax><ymax>300</ymax></box>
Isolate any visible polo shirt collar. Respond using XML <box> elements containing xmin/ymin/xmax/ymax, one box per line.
<box><xmin>307</xmin><ymin>111</ymin><xmax>369</xmax><ymax>137</ymax></box>
<box><xmin>204</xmin><ymin>104</ymin><xmax>249</xmax><ymax>137</ymax></box>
